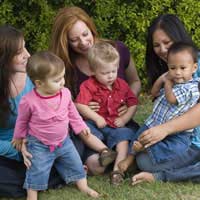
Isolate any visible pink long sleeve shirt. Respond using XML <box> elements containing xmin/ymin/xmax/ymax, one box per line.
<box><xmin>13</xmin><ymin>88</ymin><xmax>87</xmax><ymax>146</ymax></box>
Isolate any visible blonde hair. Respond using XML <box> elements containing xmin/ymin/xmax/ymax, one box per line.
<box><xmin>27</xmin><ymin>51</ymin><xmax>65</xmax><ymax>84</ymax></box>
<box><xmin>88</xmin><ymin>42</ymin><xmax>119</xmax><ymax>71</ymax></box>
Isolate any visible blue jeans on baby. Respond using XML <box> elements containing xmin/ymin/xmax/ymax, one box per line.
<box><xmin>130</xmin><ymin>124</ymin><xmax>193</xmax><ymax>164</ymax></box>
<box><xmin>24</xmin><ymin>135</ymin><xmax>85</xmax><ymax>190</ymax></box>
<box><xmin>86</xmin><ymin>120</ymin><xmax>135</xmax><ymax>149</ymax></box>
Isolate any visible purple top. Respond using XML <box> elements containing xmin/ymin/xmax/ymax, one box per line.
<box><xmin>75</xmin><ymin>41</ymin><xmax>130</xmax><ymax>95</ymax></box>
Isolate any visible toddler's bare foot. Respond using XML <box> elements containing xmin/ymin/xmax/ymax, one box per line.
<box><xmin>118</xmin><ymin>155</ymin><xmax>133</xmax><ymax>172</ymax></box>
<box><xmin>132</xmin><ymin>172</ymin><xmax>155</xmax><ymax>185</ymax></box>
<box><xmin>133</xmin><ymin>141</ymin><xmax>145</xmax><ymax>152</ymax></box>
<box><xmin>76</xmin><ymin>178</ymin><xmax>99</xmax><ymax>198</ymax></box>
<box><xmin>84</xmin><ymin>187</ymin><xmax>99</xmax><ymax>198</ymax></box>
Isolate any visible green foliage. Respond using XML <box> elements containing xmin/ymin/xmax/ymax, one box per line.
<box><xmin>0</xmin><ymin>0</ymin><xmax>199</xmax><ymax>90</ymax></box>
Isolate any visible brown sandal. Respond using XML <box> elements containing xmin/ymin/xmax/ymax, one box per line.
<box><xmin>99</xmin><ymin>148</ymin><xmax>117</xmax><ymax>167</ymax></box>
<box><xmin>110</xmin><ymin>170</ymin><xmax>124</xmax><ymax>186</ymax></box>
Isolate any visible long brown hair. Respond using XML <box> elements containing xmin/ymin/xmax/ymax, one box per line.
<box><xmin>49</xmin><ymin>6</ymin><xmax>99</xmax><ymax>97</ymax></box>
<box><xmin>0</xmin><ymin>24</ymin><xmax>24</xmax><ymax>127</ymax></box>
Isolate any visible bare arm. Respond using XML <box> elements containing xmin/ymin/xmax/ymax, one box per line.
<box><xmin>139</xmin><ymin>103</ymin><xmax>200</xmax><ymax>147</ymax></box>
<box><xmin>151</xmin><ymin>75</ymin><xmax>164</xmax><ymax>98</ymax></box>
<box><xmin>164</xmin><ymin>79</ymin><xmax>177</xmax><ymax>104</ymax></box>
<box><xmin>125</xmin><ymin>57</ymin><xmax>141</xmax><ymax>97</ymax></box>
<box><xmin>151</xmin><ymin>72</ymin><xmax>168</xmax><ymax>98</ymax></box>
<box><xmin>75</xmin><ymin>103</ymin><xmax>107</xmax><ymax>128</ymax></box>
<box><xmin>115</xmin><ymin>105</ymin><xmax>137</xmax><ymax>127</ymax></box>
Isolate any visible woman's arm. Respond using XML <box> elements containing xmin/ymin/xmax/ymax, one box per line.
<box><xmin>125</xmin><ymin>57</ymin><xmax>141</xmax><ymax>97</ymax></box>
<box><xmin>139</xmin><ymin>103</ymin><xmax>200</xmax><ymax>148</ymax></box>
<box><xmin>115</xmin><ymin>105</ymin><xmax>137</xmax><ymax>127</ymax></box>
<box><xmin>0</xmin><ymin>139</ymin><xmax>21</xmax><ymax>161</ymax></box>
<box><xmin>117</xmin><ymin>57</ymin><xmax>140</xmax><ymax>116</ymax></box>
<box><xmin>21</xmin><ymin>139</ymin><xmax>32</xmax><ymax>169</ymax></box>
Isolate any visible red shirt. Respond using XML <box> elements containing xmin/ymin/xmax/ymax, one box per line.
<box><xmin>75</xmin><ymin>77</ymin><xmax>138</xmax><ymax>127</ymax></box>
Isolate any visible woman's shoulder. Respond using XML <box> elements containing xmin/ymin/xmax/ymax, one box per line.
<box><xmin>23</xmin><ymin>76</ymin><xmax>34</xmax><ymax>93</ymax></box>
<box><xmin>115</xmin><ymin>41</ymin><xmax>130</xmax><ymax>71</ymax></box>
<box><xmin>115</xmin><ymin>41</ymin><xmax>129</xmax><ymax>52</ymax></box>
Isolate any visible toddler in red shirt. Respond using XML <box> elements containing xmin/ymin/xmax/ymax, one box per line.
<box><xmin>75</xmin><ymin>42</ymin><xmax>138</xmax><ymax>185</ymax></box>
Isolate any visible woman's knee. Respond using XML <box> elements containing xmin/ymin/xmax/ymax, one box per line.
<box><xmin>85</xmin><ymin>154</ymin><xmax>105</xmax><ymax>175</ymax></box>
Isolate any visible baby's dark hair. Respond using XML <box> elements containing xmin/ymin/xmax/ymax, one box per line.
<box><xmin>27</xmin><ymin>51</ymin><xmax>65</xmax><ymax>83</ymax></box>
<box><xmin>167</xmin><ymin>42</ymin><xmax>198</xmax><ymax>63</ymax></box>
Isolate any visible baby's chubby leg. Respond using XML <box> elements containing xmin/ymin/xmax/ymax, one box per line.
<box><xmin>76</xmin><ymin>178</ymin><xmax>99</xmax><ymax>198</ymax></box>
<box><xmin>27</xmin><ymin>189</ymin><xmax>37</xmax><ymax>200</ymax></box>
<box><xmin>118</xmin><ymin>154</ymin><xmax>134</xmax><ymax>173</ymax></box>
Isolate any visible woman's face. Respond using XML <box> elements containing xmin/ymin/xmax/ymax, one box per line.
<box><xmin>12</xmin><ymin>40</ymin><xmax>30</xmax><ymax>73</ymax></box>
<box><xmin>152</xmin><ymin>29</ymin><xmax>173</xmax><ymax>62</ymax></box>
<box><xmin>68</xmin><ymin>20</ymin><xmax>94</xmax><ymax>55</ymax></box>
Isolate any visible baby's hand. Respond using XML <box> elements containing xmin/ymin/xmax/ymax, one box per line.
<box><xmin>81</xmin><ymin>127</ymin><xmax>91</xmax><ymax>137</ymax></box>
<box><xmin>164</xmin><ymin>78</ymin><xmax>174</xmax><ymax>88</ymax></box>
<box><xmin>95</xmin><ymin>116</ymin><xmax>107</xmax><ymax>128</ymax></box>
<box><xmin>12</xmin><ymin>138</ymin><xmax>23</xmax><ymax>151</ymax></box>
<box><xmin>114</xmin><ymin>117</ymin><xmax>125</xmax><ymax>127</ymax></box>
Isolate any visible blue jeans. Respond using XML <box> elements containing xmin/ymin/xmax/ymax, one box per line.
<box><xmin>24</xmin><ymin>135</ymin><xmax>85</xmax><ymax>190</ymax></box>
<box><xmin>86</xmin><ymin>120</ymin><xmax>135</xmax><ymax>148</ymax></box>
<box><xmin>136</xmin><ymin>145</ymin><xmax>200</xmax><ymax>182</ymax></box>
<box><xmin>131</xmin><ymin>124</ymin><xmax>192</xmax><ymax>164</ymax></box>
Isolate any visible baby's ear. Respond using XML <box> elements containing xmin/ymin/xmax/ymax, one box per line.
<box><xmin>34</xmin><ymin>80</ymin><xmax>43</xmax><ymax>88</ymax></box>
<box><xmin>91</xmin><ymin>71</ymin><xmax>95</xmax><ymax>76</ymax></box>
<box><xmin>193</xmin><ymin>63</ymin><xmax>198</xmax><ymax>73</ymax></box>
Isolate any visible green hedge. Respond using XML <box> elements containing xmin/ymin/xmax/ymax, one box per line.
<box><xmin>0</xmin><ymin>0</ymin><xmax>199</xmax><ymax>90</ymax></box>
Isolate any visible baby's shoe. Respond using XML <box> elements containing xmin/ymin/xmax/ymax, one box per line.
<box><xmin>99</xmin><ymin>148</ymin><xmax>117</xmax><ymax>167</ymax></box>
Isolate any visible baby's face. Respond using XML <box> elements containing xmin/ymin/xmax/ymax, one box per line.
<box><xmin>36</xmin><ymin>68</ymin><xmax>65</xmax><ymax>96</ymax></box>
<box><xmin>94</xmin><ymin>60</ymin><xmax>119</xmax><ymax>89</ymax></box>
<box><xmin>167</xmin><ymin>50</ymin><xmax>197</xmax><ymax>84</ymax></box>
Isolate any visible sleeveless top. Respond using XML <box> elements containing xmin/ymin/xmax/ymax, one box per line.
<box><xmin>0</xmin><ymin>77</ymin><xmax>33</xmax><ymax>160</ymax></box>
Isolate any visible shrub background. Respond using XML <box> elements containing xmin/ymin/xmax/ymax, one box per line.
<box><xmin>0</xmin><ymin>0</ymin><xmax>199</xmax><ymax>90</ymax></box>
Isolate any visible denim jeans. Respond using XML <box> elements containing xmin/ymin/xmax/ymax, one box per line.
<box><xmin>132</xmin><ymin>124</ymin><xmax>192</xmax><ymax>164</ymax></box>
<box><xmin>24</xmin><ymin>135</ymin><xmax>85</xmax><ymax>190</ymax></box>
<box><xmin>86</xmin><ymin>120</ymin><xmax>135</xmax><ymax>148</ymax></box>
<box><xmin>136</xmin><ymin>145</ymin><xmax>200</xmax><ymax>182</ymax></box>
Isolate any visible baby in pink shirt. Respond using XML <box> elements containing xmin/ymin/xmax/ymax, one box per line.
<box><xmin>12</xmin><ymin>51</ymin><xmax>104</xmax><ymax>199</ymax></box>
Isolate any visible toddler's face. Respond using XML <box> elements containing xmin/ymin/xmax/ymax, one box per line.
<box><xmin>167</xmin><ymin>50</ymin><xmax>197</xmax><ymax>84</ymax></box>
<box><xmin>37</xmin><ymin>68</ymin><xmax>65</xmax><ymax>96</ymax></box>
<box><xmin>94</xmin><ymin>60</ymin><xmax>119</xmax><ymax>89</ymax></box>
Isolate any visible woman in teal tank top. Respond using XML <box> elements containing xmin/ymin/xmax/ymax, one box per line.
<box><xmin>0</xmin><ymin>25</ymin><xmax>63</xmax><ymax>198</ymax></box>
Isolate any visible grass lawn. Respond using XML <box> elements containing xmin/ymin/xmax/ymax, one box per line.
<box><xmin>1</xmin><ymin>94</ymin><xmax>200</xmax><ymax>200</ymax></box>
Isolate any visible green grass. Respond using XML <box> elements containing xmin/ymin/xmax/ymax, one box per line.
<box><xmin>1</xmin><ymin>94</ymin><xmax>200</xmax><ymax>200</ymax></box>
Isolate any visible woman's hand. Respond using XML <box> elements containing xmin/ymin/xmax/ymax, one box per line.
<box><xmin>114</xmin><ymin>117</ymin><xmax>126</xmax><ymax>127</ymax></box>
<box><xmin>11</xmin><ymin>138</ymin><xmax>23</xmax><ymax>151</ymax></box>
<box><xmin>138</xmin><ymin>125</ymin><xmax>169</xmax><ymax>148</ymax></box>
<box><xmin>88</xmin><ymin>101</ymin><xmax>100</xmax><ymax>112</ymax></box>
<box><xmin>117</xmin><ymin>104</ymin><xmax>128</xmax><ymax>117</ymax></box>
<box><xmin>21</xmin><ymin>139</ymin><xmax>32</xmax><ymax>169</ymax></box>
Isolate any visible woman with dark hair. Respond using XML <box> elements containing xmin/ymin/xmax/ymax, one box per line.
<box><xmin>146</xmin><ymin>14</ymin><xmax>196</xmax><ymax>87</ymax></box>
<box><xmin>131</xmin><ymin>14</ymin><xmax>200</xmax><ymax>185</ymax></box>
<box><xmin>0</xmin><ymin>25</ymin><xmax>64</xmax><ymax>198</ymax></box>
